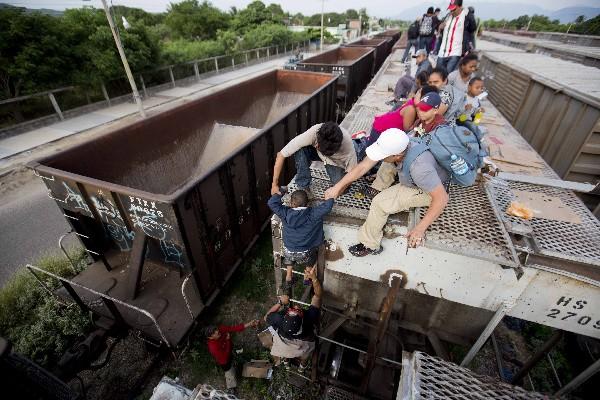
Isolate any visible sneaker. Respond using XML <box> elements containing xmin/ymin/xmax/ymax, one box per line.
<box><xmin>360</xmin><ymin>185</ymin><xmax>380</xmax><ymax>200</ymax></box>
<box><xmin>348</xmin><ymin>243</ymin><xmax>383</xmax><ymax>257</ymax></box>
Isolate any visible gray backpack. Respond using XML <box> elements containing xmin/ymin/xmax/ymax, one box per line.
<box><xmin>420</xmin><ymin>15</ymin><xmax>433</xmax><ymax>36</ymax></box>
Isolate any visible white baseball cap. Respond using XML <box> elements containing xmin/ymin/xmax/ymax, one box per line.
<box><xmin>365</xmin><ymin>128</ymin><xmax>409</xmax><ymax>161</ymax></box>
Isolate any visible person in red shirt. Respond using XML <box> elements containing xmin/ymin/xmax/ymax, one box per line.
<box><xmin>203</xmin><ymin>319</ymin><xmax>259</xmax><ymax>392</ymax></box>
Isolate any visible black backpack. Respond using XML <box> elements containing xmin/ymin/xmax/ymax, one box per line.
<box><xmin>408</xmin><ymin>23</ymin><xmax>420</xmax><ymax>39</ymax></box>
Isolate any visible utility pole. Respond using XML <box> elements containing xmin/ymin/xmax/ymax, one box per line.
<box><xmin>320</xmin><ymin>0</ymin><xmax>325</xmax><ymax>51</ymax></box>
<box><xmin>100</xmin><ymin>0</ymin><xmax>146</xmax><ymax>118</ymax></box>
<box><xmin>526</xmin><ymin>16</ymin><xmax>533</xmax><ymax>31</ymax></box>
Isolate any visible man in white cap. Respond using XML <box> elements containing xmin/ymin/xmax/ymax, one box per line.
<box><xmin>324</xmin><ymin>128</ymin><xmax>449</xmax><ymax>257</ymax></box>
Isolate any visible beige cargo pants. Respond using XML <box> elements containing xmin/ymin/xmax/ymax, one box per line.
<box><xmin>358</xmin><ymin>162</ymin><xmax>432</xmax><ymax>249</ymax></box>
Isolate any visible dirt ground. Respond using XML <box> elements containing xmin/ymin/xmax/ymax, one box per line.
<box><xmin>69</xmin><ymin>232</ymin><xmax>321</xmax><ymax>400</ymax></box>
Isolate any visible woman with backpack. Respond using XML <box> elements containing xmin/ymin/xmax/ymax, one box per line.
<box><xmin>419</xmin><ymin>7</ymin><xmax>439</xmax><ymax>55</ymax></box>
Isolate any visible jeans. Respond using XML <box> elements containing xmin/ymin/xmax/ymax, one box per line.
<box><xmin>437</xmin><ymin>56</ymin><xmax>460</xmax><ymax>73</ymax></box>
<box><xmin>401</xmin><ymin>39</ymin><xmax>419</xmax><ymax>62</ymax></box>
<box><xmin>457</xmin><ymin>120</ymin><xmax>488</xmax><ymax>158</ymax></box>
<box><xmin>434</xmin><ymin>35</ymin><xmax>443</xmax><ymax>55</ymax></box>
<box><xmin>294</xmin><ymin>146</ymin><xmax>346</xmax><ymax>189</ymax></box>
<box><xmin>419</xmin><ymin>36</ymin><xmax>433</xmax><ymax>54</ymax></box>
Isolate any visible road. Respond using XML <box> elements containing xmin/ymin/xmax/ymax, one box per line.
<box><xmin>0</xmin><ymin>173</ymin><xmax>78</xmax><ymax>286</ymax></box>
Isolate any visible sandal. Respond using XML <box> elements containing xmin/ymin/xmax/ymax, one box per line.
<box><xmin>360</xmin><ymin>185</ymin><xmax>380</xmax><ymax>200</ymax></box>
<box><xmin>348</xmin><ymin>243</ymin><xmax>383</xmax><ymax>257</ymax></box>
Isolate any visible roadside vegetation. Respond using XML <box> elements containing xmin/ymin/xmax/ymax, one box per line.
<box><xmin>484</xmin><ymin>14</ymin><xmax>600</xmax><ymax>35</ymax></box>
<box><xmin>0</xmin><ymin>249</ymin><xmax>91</xmax><ymax>367</ymax></box>
<box><xmin>0</xmin><ymin>1</ymin><xmax>370</xmax><ymax>128</ymax></box>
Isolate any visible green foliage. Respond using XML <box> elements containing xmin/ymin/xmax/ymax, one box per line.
<box><xmin>240</xmin><ymin>24</ymin><xmax>296</xmax><ymax>50</ymax></box>
<box><xmin>570</xmin><ymin>15</ymin><xmax>600</xmax><ymax>35</ymax></box>
<box><xmin>232</xmin><ymin>1</ymin><xmax>283</xmax><ymax>34</ymax></box>
<box><xmin>0</xmin><ymin>8</ymin><xmax>71</xmax><ymax>98</ymax></box>
<box><xmin>0</xmin><ymin>249</ymin><xmax>91</xmax><ymax>366</ymax></box>
<box><xmin>165</xmin><ymin>0</ymin><xmax>230</xmax><ymax>40</ymax></box>
<box><xmin>161</xmin><ymin>39</ymin><xmax>224</xmax><ymax>64</ymax></box>
<box><xmin>484</xmin><ymin>14</ymin><xmax>600</xmax><ymax>35</ymax></box>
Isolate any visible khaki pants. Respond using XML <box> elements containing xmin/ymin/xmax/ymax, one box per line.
<box><xmin>358</xmin><ymin>163</ymin><xmax>431</xmax><ymax>249</ymax></box>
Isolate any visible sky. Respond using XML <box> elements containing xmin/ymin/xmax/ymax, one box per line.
<box><xmin>6</xmin><ymin>0</ymin><xmax>599</xmax><ymax>17</ymax></box>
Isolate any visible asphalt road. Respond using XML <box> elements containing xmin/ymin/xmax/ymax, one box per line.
<box><xmin>0</xmin><ymin>176</ymin><xmax>78</xmax><ymax>286</ymax></box>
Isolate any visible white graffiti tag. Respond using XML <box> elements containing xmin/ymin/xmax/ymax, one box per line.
<box><xmin>63</xmin><ymin>182</ymin><xmax>91</xmax><ymax>213</ymax></box>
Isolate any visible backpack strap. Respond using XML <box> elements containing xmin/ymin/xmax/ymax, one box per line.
<box><xmin>402</xmin><ymin>138</ymin><xmax>430</xmax><ymax>185</ymax></box>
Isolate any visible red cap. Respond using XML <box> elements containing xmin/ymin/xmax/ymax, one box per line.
<box><xmin>448</xmin><ymin>0</ymin><xmax>458</xmax><ymax>10</ymax></box>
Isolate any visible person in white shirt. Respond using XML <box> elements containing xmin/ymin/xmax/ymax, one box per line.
<box><xmin>437</xmin><ymin>0</ymin><xmax>469</xmax><ymax>73</ymax></box>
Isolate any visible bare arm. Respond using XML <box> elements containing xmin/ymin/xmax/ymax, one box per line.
<box><xmin>271</xmin><ymin>152</ymin><xmax>286</xmax><ymax>195</ymax></box>
<box><xmin>406</xmin><ymin>185</ymin><xmax>448</xmax><ymax>247</ymax></box>
<box><xmin>324</xmin><ymin>157</ymin><xmax>378</xmax><ymax>199</ymax></box>
<box><xmin>305</xmin><ymin>266</ymin><xmax>322</xmax><ymax>308</ymax></box>
<box><xmin>438</xmin><ymin>103</ymin><xmax>449</xmax><ymax>116</ymax></box>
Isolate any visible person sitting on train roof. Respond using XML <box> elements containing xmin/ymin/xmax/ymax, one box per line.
<box><xmin>352</xmin><ymin>85</ymin><xmax>439</xmax><ymax>161</ymax></box>
<box><xmin>447</xmin><ymin>53</ymin><xmax>478</xmax><ymax>93</ymax></box>
<box><xmin>265</xmin><ymin>264</ymin><xmax>322</xmax><ymax>373</ymax></box>
<box><xmin>414</xmin><ymin>49</ymin><xmax>433</xmax><ymax>77</ymax></box>
<box><xmin>271</xmin><ymin>122</ymin><xmax>357</xmax><ymax>198</ymax></box>
<box><xmin>324</xmin><ymin>99</ymin><xmax>449</xmax><ymax>257</ymax></box>
<box><xmin>203</xmin><ymin>319</ymin><xmax>260</xmax><ymax>394</ymax></box>
<box><xmin>268</xmin><ymin>189</ymin><xmax>333</xmax><ymax>272</ymax></box>
<box><xmin>457</xmin><ymin>77</ymin><xmax>488</xmax><ymax>158</ymax></box>
<box><xmin>428</xmin><ymin>66</ymin><xmax>466</xmax><ymax>125</ymax></box>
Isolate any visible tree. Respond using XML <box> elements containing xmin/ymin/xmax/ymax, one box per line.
<box><xmin>61</xmin><ymin>8</ymin><xmax>160</xmax><ymax>87</ymax></box>
<box><xmin>346</xmin><ymin>9</ymin><xmax>359</xmax><ymax>20</ymax></box>
<box><xmin>0</xmin><ymin>8</ymin><xmax>71</xmax><ymax>101</ymax></box>
<box><xmin>574</xmin><ymin>15</ymin><xmax>585</xmax><ymax>24</ymax></box>
<box><xmin>232</xmin><ymin>1</ymin><xmax>281</xmax><ymax>33</ymax></box>
<box><xmin>165</xmin><ymin>0</ymin><xmax>230</xmax><ymax>40</ymax></box>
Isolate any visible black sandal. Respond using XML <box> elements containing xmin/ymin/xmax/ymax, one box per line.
<box><xmin>360</xmin><ymin>185</ymin><xmax>380</xmax><ymax>200</ymax></box>
<box><xmin>348</xmin><ymin>243</ymin><xmax>383</xmax><ymax>257</ymax></box>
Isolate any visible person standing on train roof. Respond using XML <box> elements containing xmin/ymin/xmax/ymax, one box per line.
<box><xmin>431</xmin><ymin>8</ymin><xmax>442</xmax><ymax>53</ymax></box>
<box><xmin>271</xmin><ymin>122</ymin><xmax>358</xmax><ymax>198</ymax></box>
<box><xmin>427</xmin><ymin>66</ymin><xmax>466</xmax><ymax>125</ymax></box>
<box><xmin>447</xmin><ymin>53</ymin><xmax>479</xmax><ymax>93</ymax></box>
<box><xmin>402</xmin><ymin>17</ymin><xmax>421</xmax><ymax>63</ymax></box>
<box><xmin>437</xmin><ymin>0</ymin><xmax>475</xmax><ymax>73</ymax></box>
<box><xmin>418</xmin><ymin>7</ymin><xmax>439</xmax><ymax>55</ymax></box>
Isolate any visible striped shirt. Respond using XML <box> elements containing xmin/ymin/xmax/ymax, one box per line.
<box><xmin>439</xmin><ymin>9</ymin><xmax>468</xmax><ymax>58</ymax></box>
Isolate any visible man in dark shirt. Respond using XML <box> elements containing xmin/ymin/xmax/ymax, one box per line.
<box><xmin>265</xmin><ymin>265</ymin><xmax>322</xmax><ymax>371</ymax></box>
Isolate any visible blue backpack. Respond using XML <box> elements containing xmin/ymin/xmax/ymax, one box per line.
<box><xmin>403</xmin><ymin>123</ymin><xmax>485</xmax><ymax>187</ymax></box>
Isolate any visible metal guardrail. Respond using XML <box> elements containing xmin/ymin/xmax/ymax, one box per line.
<box><xmin>0</xmin><ymin>40</ymin><xmax>310</xmax><ymax>132</ymax></box>
<box><xmin>25</xmin><ymin>263</ymin><xmax>174</xmax><ymax>349</ymax></box>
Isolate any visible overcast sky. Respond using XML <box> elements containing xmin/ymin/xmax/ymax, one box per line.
<box><xmin>8</xmin><ymin>0</ymin><xmax>599</xmax><ymax>17</ymax></box>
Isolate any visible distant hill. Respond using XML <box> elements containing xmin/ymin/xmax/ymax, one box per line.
<box><xmin>549</xmin><ymin>7</ymin><xmax>600</xmax><ymax>23</ymax></box>
<box><xmin>0</xmin><ymin>2</ymin><xmax>63</xmax><ymax>16</ymax></box>
<box><xmin>393</xmin><ymin>2</ymin><xmax>599</xmax><ymax>23</ymax></box>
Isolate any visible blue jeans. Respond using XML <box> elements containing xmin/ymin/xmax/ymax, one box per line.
<box><xmin>419</xmin><ymin>36</ymin><xmax>433</xmax><ymax>54</ymax></box>
<box><xmin>437</xmin><ymin>56</ymin><xmax>460</xmax><ymax>73</ymax></box>
<box><xmin>458</xmin><ymin>120</ymin><xmax>488</xmax><ymax>158</ymax></box>
<box><xmin>402</xmin><ymin>39</ymin><xmax>419</xmax><ymax>62</ymax></box>
<box><xmin>294</xmin><ymin>146</ymin><xmax>346</xmax><ymax>189</ymax></box>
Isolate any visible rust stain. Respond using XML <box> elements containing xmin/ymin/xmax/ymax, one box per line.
<box><xmin>324</xmin><ymin>239</ymin><xmax>344</xmax><ymax>261</ymax></box>
<box><xmin>379</xmin><ymin>269</ymin><xmax>407</xmax><ymax>288</ymax></box>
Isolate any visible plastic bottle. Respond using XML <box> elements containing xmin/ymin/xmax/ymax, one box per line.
<box><xmin>450</xmin><ymin>154</ymin><xmax>469</xmax><ymax>176</ymax></box>
<box><xmin>473</xmin><ymin>110</ymin><xmax>483</xmax><ymax>125</ymax></box>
